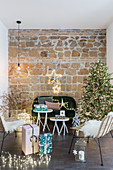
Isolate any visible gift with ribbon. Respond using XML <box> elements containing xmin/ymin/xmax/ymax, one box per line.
<box><xmin>22</xmin><ymin>124</ymin><xmax>39</xmax><ymax>155</ymax></box>
<box><xmin>39</xmin><ymin>133</ymin><xmax>52</xmax><ymax>155</ymax></box>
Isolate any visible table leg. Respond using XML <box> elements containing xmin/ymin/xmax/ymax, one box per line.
<box><xmin>43</xmin><ymin>112</ymin><xmax>46</xmax><ymax>132</ymax></box>
<box><xmin>36</xmin><ymin>112</ymin><xmax>40</xmax><ymax>132</ymax></box>
<box><xmin>52</xmin><ymin>121</ymin><xmax>60</xmax><ymax>135</ymax></box>
<box><xmin>43</xmin><ymin>112</ymin><xmax>50</xmax><ymax>132</ymax></box>
<box><xmin>63</xmin><ymin>122</ymin><xmax>65</xmax><ymax>136</ymax></box>
<box><xmin>36</xmin><ymin>113</ymin><xmax>43</xmax><ymax>133</ymax></box>
<box><xmin>59</xmin><ymin>121</ymin><xmax>68</xmax><ymax>136</ymax></box>
<box><xmin>52</xmin><ymin>122</ymin><xmax>56</xmax><ymax>135</ymax></box>
<box><xmin>56</xmin><ymin>121</ymin><xmax>60</xmax><ymax>136</ymax></box>
<box><xmin>36</xmin><ymin>112</ymin><xmax>40</xmax><ymax>126</ymax></box>
<box><xmin>60</xmin><ymin>123</ymin><xmax>64</xmax><ymax>135</ymax></box>
<box><xmin>65</xmin><ymin>124</ymin><xmax>68</xmax><ymax>133</ymax></box>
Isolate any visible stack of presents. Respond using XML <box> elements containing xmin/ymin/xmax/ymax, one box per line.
<box><xmin>22</xmin><ymin>124</ymin><xmax>52</xmax><ymax>155</ymax></box>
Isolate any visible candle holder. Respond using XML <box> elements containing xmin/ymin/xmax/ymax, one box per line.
<box><xmin>73</xmin><ymin>138</ymin><xmax>86</xmax><ymax>163</ymax></box>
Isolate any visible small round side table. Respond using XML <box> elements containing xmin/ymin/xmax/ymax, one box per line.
<box><xmin>50</xmin><ymin>117</ymin><xmax>69</xmax><ymax>136</ymax></box>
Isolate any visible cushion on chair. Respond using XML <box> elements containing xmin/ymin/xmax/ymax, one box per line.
<box><xmin>81</xmin><ymin>112</ymin><xmax>113</xmax><ymax>138</ymax></box>
<box><xmin>108</xmin><ymin>112</ymin><xmax>113</xmax><ymax>117</ymax></box>
<box><xmin>80</xmin><ymin>120</ymin><xmax>102</xmax><ymax>138</ymax></box>
<box><xmin>0</xmin><ymin>116</ymin><xmax>25</xmax><ymax>133</ymax></box>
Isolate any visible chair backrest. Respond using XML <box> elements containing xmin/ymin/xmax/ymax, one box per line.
<box><xmin>97</xmin><ymin>115</ymin><xmax>113</xmax><ymax>138</ymax></box>
<box><xmin>0</xmin><ymin>116</ymin><xmax>7</xmax><ymax>132</ymax></box>
<box><xmin>0</xmin><ymin>116</ymin><xmax>5</xmax><ymax>131</ymax></box>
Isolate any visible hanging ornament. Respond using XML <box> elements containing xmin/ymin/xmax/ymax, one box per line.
<box><xmin>46</xmin><ymin>67</ymin><xmax>62</xmax><ymax>85</ymax></box>
<box><xmin>52</xmin><ymin>84</ymin><xmax>61</xmax><ymax>94</ymax></box>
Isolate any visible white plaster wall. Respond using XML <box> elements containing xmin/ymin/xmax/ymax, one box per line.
<box><xmin>0</xmin><ymin>21</ymin><xmax>8</xmax><ymax>104</ymax></box>
<box><xmin>107</xmin><ymin>21</ymin><xmax>113</xmax><ymax>84</ymax></box>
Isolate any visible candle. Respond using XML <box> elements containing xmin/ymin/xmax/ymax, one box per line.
<box><xmin>79</xmin><ymin>150</ymin><xmax>85</xmax><ymax>161</ymax></box>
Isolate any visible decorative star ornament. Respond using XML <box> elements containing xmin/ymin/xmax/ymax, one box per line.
<box><xmin>52</xmin><ymin>84</ymin><xmax>61</xmax><ymax>94</ymax></box>
<box><xmin>73</xmin><ymin>150</ymin><xmax>77</xmax><ymax>155</ymax></box>
<box><xmin>46</xmin><ymin>68</ymin><xmax>62</xmax><ymax>85</ymax></box>
<box><xmin>60</xmin><ymin>98</ymin><xmax>68</xmax><ymax>109</ymax></box>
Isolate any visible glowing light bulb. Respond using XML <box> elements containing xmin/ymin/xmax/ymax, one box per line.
<box><xmin>17</xmin><ymin>63</ymin><xmax>21</xmax><ymax>70</ymax></box>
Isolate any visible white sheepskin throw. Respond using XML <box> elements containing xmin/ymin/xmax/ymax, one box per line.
<box><xmin>108</xmin><ymin>112</ymin><xmax>113</xmax><ymax>117</ymax></box>
<box><xmin>0</xmin><ymin>116</ymin><xmax>25</xmax><ymax>133</ymax></box>
<box><xmin>80</xmin><ymin>120</ymin><xmax>102</xmax><ymax>138</ymax></box>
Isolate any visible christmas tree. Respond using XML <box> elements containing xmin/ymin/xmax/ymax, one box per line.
<box><xmin>78</xmin><ymin>59</ymin><xmax>113</xmax><ymax>123</ymax></box>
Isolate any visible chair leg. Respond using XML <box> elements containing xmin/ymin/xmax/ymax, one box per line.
<box><xmin>110</xmin><ymin>131</ymin><xmax>113</xmax><ymax>138</ymax></box>
<box><xmin>0</xmin><ymin>132</ymin><xmax>6</xmax><ymax>156</ymax></box>
<box><xmin>68</xmin><ymin>130</ymin><xmax>76</xmax><ymax>154</ymax></box>
<box><xmin>98</xmin><ymin>138</ymin><xmax>103</xmax><ymax>166</ymax></box>
<box><xmin>14</xmin><ymin>130</ymin><xmax>17</xmax><ymax>138</ymax></box>
<box><xmin>87</xmin><ymin>137</ymin><xmax>89</xmax><ymax>143</ymax></box>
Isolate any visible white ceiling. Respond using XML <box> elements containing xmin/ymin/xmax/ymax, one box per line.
<box><xmin>0</xmin><ymin>0</ymin><xmax>113</xmax><ymax>29</ymax></box>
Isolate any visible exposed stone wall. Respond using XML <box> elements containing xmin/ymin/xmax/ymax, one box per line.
<box><xmin>8</xmin><ymin>29</ymin><xmax>106</xmax><ymax>109</ymax></box>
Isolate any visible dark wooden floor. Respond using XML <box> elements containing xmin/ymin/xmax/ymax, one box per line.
<box><xmin>0</xmin><ymin>120</ymin><xmax>113</xmax><ymax>170</ymax></box>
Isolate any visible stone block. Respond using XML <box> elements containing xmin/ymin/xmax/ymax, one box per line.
<box><xmin>67</xmin><ymin>77</ymin><xmax>71</xmax><ymax>83</ymax></box>
<box><xmin>71</xmin><ymin>63</ymin><xmax>80</xmax><ymax>68</ymax></box>
<box><xmin>61</xmin><ymin>84</ymin><xmax>65</xmax><ymax>91</ymax></box>
<box><xmin>78</xmin><ymin>69</ymin><xmax>89</xmax><ymax>75</ymax></box>
<box><xmin>41</xmin><ymin>85</ymin><xmax>46</xmax><ymax>91</ymax></box>
<box><xmin>65</xmin><ymin>51</ymin><xmax>71</xmax><ymax>57</ymax></box>
<box><xmin>82</xmin><ymin>53</ymin><xmax>88</xmax><ymax>57</ymax></box>
<box><xmin>83</xmin><ymin>48</ymin><xmax>89</xmax><ymax>53</ymax></box>
<box><xmin>86</xmin><ymin>43</ymin><xmax>93</xmax><ymax>48</ymax></box>
<box><xmin>31</xmin><ymin>85</ymin><xmax>40</xmax><ymax>91</ymax></box>
<box><xmin>60</xmin><ymin>36</ymin><xmax>68</xmax><ymax>40</ymax></box>
<box><xmin>78</xmin><ymin>76</ymin><xmax>83</xmax><ymax>83</ymax></box>
<box><xmin>30</xmin><ymin>77</ymin><xmax>40</xmax><ymax>83</ymax></box>
<box><xmin>55</xmin><ymin>48</ymin><xmax>63</xmax><ymax>51</ymax></box>
<box><xmin>39</xmin><ymin>36</ymin><xmax>47</xmax><ymax>41</ymax></box>
<box><xmin>72</xmin><ymin>50</ymin><xmax>80</xmax><ymax>57</ymax></box>
<box><xmin>72</xmin><ymin>76</ymin><xmax>77</xmax><ymax>83</ymax></box>
<box><xmin>72</xmin><ymin>85</ymin><xmax>77</xmax><ymax>91</ymax></box>
<box><xmin>58</xmin><ymin>52</ymin><xmax>63</xmax><ymax>58</ymax></box>
<box><xmin>70</xmin><ymin>41</ymin><xmax>77</xmax><ymax>48</ymax></box>
<box><xmin>85</xmin><ymin>62</ymin><xmax>89</xmax><ymax>67</ymax></box>
<box><xmin>49</xmin><ymin>54</ymin><xmax>56</xmax><ymax>58</ymax></box>
<box><xmin>9</xmin><ymin>47</ymin><xmax>18</xmax><ymax>57</ymax></box>
<box><xmin>26</xmin><ymin>41</ymin><xmax>34</xmax><ymax>47</ymax></box>
<box><xmin>66</xmin><ymin>69</ymin><xmax>76</xmax><ymax>75</ymax></box>
<box><xmin>78</xmin><ymin>84</ymin><xmax>83</xmax><ymax>91</ymax></box>
<box><xmin>29</xmin><ymin>49</ymin><xmax>40</xmax><ymax>57</ymax></box>
<box><xmin>66</xmin><ymin>84</ymin><xmax>72</xmax><ymax>91</ymax></box>
<box><xmin>57</xmin><ymin>40</ymin><xmax>62</xmax><ymax>46</ymax></box>
<box><xmin>98</xmin><ymin>53</ymin><xmax>105</xmax><ymax>57</ymax></box>
<box><xmin>9</xmin><ymin>41</ymin><xmax>18</xmax><ymax>47</ymax></box>
<box><xmin>40</xmin><ymin>51</ymin><xmax>48</xmax><ymax>57</ymax></box>
<box><xmin>40</xmin><ymin>77</ymin><xmax>45</xmax><ymax>83</ymax></box>
<box><xmin>89</xmin><ymin>51</ymin><xmax>97</xmax><ymax>57</ymax></box>
<box><xmin>30</xmin><ymin>69</ymin><xmax>42</xmax><ymax>75</ymax></box>
<box><xmin>61</xmin><ymin>63</ymin><xmax>70</xmax><ymax>68</ymax></box>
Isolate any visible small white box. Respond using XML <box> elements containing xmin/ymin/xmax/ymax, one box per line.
<box><xmin>60</xmin><ymin>110</ymin><xmax>65</xmax><ymax>117</ymax></box>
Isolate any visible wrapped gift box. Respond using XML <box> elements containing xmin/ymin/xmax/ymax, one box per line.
<box><xmin>22</xmin><ymin>124</ymin><xmax>39</xmax><ymax>155</ymax></box>
<box><xmin>39</xmin><ymin>133</ymin><xmax>52</xmax><ymax>155</ymax></box>
<box><xmin>34</xmin><ymin>104</ymin><xmax>48</xmax><ymax>111</ymax></box>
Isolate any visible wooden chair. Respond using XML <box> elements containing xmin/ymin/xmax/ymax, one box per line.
<box><xmin>0</xmin><ymin>115</ymin><xmax>25</xmax><ymax>156</ymax></box>
<box><xmin>68</xmin><ymin>115</ymin><xmax>113</xmax><ymax>166</ymax></box>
